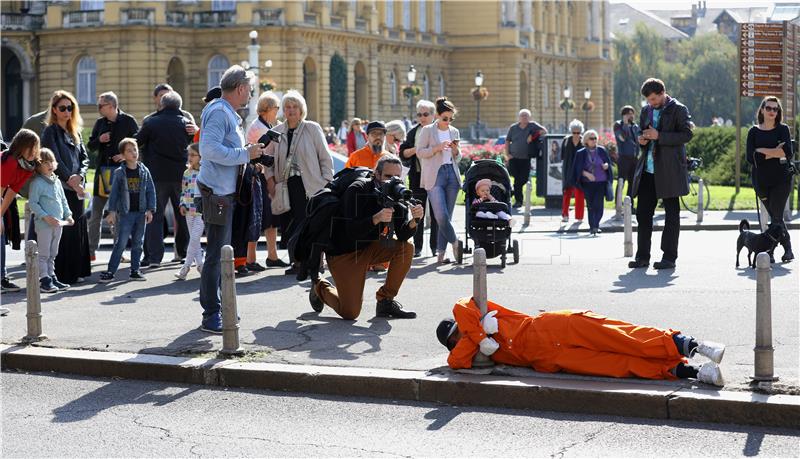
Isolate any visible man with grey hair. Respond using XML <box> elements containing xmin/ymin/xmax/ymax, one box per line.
<box><xmin>504</xmin><ymin>108</ymin><xmax>546</xmax><ymax>208</ymax></box>
<box><xmin>197</xmin><ymin>65</ymin><xmax>266</xmax><ymax>333</ymax></box>
<box><xmin>136</xmin><ymin>90</ymin><xmax>193</xmax><ymax>268</ymax></box>
<box><xmin>87</xmin><ymin>91</ymin><xmax>139</xmax><ymax>260</ymax></box>
<box><xmin>143</xmin><ymin>83</ymin><xmax>198</xmax><ymax>136</ymax></box>
<box><xmin>310</xmin><ymin>153</ymin><xmax>424</xmax><ymax>320</ymax></box>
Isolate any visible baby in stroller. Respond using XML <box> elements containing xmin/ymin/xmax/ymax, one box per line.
<box><xmin>471</xmin><ymin>179</ymin><xmax>511</xmax><ymax>221</ymax></box>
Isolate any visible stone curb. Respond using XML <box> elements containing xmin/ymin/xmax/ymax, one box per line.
<box><xmin>2</xmin><ymin>345</ymin><xmax>798</xmax><ymax>429</ymax></box>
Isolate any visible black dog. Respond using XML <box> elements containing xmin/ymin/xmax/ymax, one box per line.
<box><xmin>736</xmin><ymin>219</ymin><xmax>784</xmax><ymax>268</ymax></box>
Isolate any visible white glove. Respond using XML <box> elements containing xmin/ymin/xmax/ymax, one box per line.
<box><xmin>481</xmin><ymin>310</ymin><xmax>498</xmax><ymax>335</ymax></box>
<box><xmin>479</xmin><ymin>337</ymin><xmax>500</xmax><ymax>356</ymax></box>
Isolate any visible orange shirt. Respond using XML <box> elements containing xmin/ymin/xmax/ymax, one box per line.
<box><xmin>447</xmin><ymin>297</ymin><xmax>684</xmax><ymax>380</ymax></box>
<box><xmin>344</xmin><ymin>145</ymin><xmax>387</xmax><ymax>170</ymax></box>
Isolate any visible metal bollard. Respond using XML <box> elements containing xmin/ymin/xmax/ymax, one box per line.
<box><xmin>752</xmin><ymin>252</ymin><xmax>778</xmax><ymax>382</ymax></box>
<box><xmin>615</xmin><ymin>180</ymin><xmax>625</xmax><ymax>219</ymax></box>
<box><xmin>471</xmin><ymin>248</ymin><xmax>494</xmax><ymax>368</ymax></box>
<box><xmin>524</xmin><ymin>177</ymin><xmax>532</xmax><ymax>226</ymax></box>
<box><xmin>696</xmin><ymin>178</ymin><xmax>704</xmax><ymax>224</ymax></box>
<box><xmin>22</xmin><ymin>240</ymin><xmax>46</xmax><ymax>343</ymax></box>
<box><xmin>623</xmin><ymin>196</ymin><xmax>633</xmax><ymax>258</ymax></box>
<box><xmin>758</xmin><ymin>200</ymin><xmax>769</xmax><ymax>232</ymax></box>
<box><xmin>220</xmin><ymin>245</ymin><xmax>243</xmax><ymax>356</ymax></box>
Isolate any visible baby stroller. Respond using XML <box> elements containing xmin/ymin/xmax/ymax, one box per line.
<box><xmin>456</xmin><ymin>159</ymin><xmax>520</xmax><ymax>267</ymax></box>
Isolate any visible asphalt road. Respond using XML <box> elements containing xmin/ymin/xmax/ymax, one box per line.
<box><xmin>2</xmin><ymin>227</ymin><xmax>798</xmax><ymax>391</ymax></box>
<box><xmin>2</xmin><ymin>371</ymin><xmax>799</xmax><ymax>458</ymax></box>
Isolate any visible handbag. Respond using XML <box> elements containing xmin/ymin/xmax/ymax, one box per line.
<box><xmin>197</xmin><ymin>181</ymin><xmax>235</xmax><ymax>226</ymax></box>
<box><xmin>271</xmin><ymin>139</ymin><xmax>293</xmax><ymax>215</ymax></box>
<box><xmin>605</xmin><ymin>180</ymin><xmax>614</xmax><ymax>202</ymax></box>
<box><xmin>96</xmin><ymin>166</ymin><xmax>116</xmax><ymax>198</ymax></box>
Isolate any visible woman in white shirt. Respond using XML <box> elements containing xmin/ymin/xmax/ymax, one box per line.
<box><xmin>416</xmin><ymin>97</ymin><xmax>462</xmax><ymax>264</ymax></box>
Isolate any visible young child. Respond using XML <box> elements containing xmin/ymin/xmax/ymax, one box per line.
<box><xmin>27</xmin><ymin>148</ymin><xmax>74</xmax><ymax>293</ymax></box>
<box><xmin>175</xmin><ymin>143</ymin><xmax>204</xmax><ymax>280</ymax></box>
<box><xmin>99</xmin><ymin>138</ymin><xmax>155</xmax><ymax>283</ymax></box>
<box><xmin>471</xmin><ymin>178</ymin><xmax>511</xmax><ymax>221</ymax></box>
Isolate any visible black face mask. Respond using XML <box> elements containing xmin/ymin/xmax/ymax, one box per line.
<box><xmin>17</xmin><ymin>156</ymin><xmax>36</xmax><ymax>172</ymax></box>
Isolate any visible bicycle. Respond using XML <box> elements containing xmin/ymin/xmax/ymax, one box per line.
<box><xmin>680</xmin><ymin>156</ymin><xmax>711</xmax><ymax>213</ymax></box>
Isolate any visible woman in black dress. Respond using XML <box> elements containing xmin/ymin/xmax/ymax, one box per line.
<box><xmin>745</xmin><ymin>96</ymin><xmax>794</xmax><ymax>262</ymax></box>
<box><xmin>40</xmin><ymin>90</ymin><xmax>92</xmax><ymax>283</ymax></box>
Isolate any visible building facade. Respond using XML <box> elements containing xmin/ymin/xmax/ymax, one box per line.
<box><xmin>2</xmin><ymin>0</ymin><xmax>613</xmax><ymax>139</ymax></box>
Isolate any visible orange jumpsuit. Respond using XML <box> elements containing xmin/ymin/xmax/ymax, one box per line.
<box><xmin>448</xmin><ymin>298</ymin><xmax>686</xmax><ymax>380</ymax></box>
<box><xmin>344</xmin><ymin>145</ymin><xmax>386</xmax><ymax>169</ymax></box>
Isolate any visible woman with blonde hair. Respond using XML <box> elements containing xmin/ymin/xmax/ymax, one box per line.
<box><xmin>40</xmin><ymin>90</ymin><xmax>91</xmax><ymax>284</ymax></box>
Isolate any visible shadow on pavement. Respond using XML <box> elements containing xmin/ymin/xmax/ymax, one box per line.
<box><xmin>610</xmin><ymin>269</ymin><xmax>678</xmax><ymax>293</ymax></box>
<box><xmin>250</xmin><ymin>316</ymin><xmax>392</xmax><ymax>361</ymax></box>
<box><xmin>139</xmin><ymin>328</ymin><xmax>218</xmax><ymax>355</ymax></box>
<box><xmin>736</xmin><ymin>262</ymin><xmax>793</xmax><ymax>280</ymax></box>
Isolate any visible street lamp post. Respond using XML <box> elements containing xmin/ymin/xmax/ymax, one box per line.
<box><xmin>561</xmin><ymin>86</ymin><xmax>572</xmax><ymax>130</ymax></box>
<box><xmin>474</xmin><ymin>70</ymin><xmax>484</xmax><ymax>140</ymax></box>
<box><xmin>246</xmin><ymin>30</ymin><xmax>260</xmax><ymax>126</ymax></box>
<box><xmin>407</xmin><ymin>65</ymin><xmax>417</xmax><ymax>120</ymax></box>
<box><xmin>583</xmin><ymin>87</ymin><xmax>592</xmax><ymax>128</ymax></box>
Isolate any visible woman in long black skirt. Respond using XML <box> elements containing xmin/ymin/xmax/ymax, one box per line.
<box><xmin>40</xmin><ymin>90</ymin><xmax>91</xmax><ymax>284</ymax></box>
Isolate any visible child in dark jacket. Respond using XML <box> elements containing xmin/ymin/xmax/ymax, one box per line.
<box><xmin>99</xmin><ymin>138</ymin><xmax>156</xmax><ymax>283</ymax></box>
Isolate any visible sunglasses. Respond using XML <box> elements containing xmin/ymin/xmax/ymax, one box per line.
<box><xmin>416</xmin><ymin>112</ymin><xmax>431</xmax><ymax>117</ymax></box>
<box><xmin>97</xmin><ymin>103</ymin><xmax>109</xmax><ymax>110</ymax></box>
<box><xmin>571</xmin><ymin>131</ymin><xmax>581</xmax><ymax>135</ymax></box>
<box><xmin>56</xmin><ymin>105</ymin><xmax>74</xmax><ymax>113</ymax></box>
<box><xmin>441</xmin><ymin>117</ymin><xmax>455</xmax><ymax>122</ymax></box>
<box><xmin>587</xmin><ymin>137</ymin><xmax>598</xmax><ymax>141</ymax></box>
<box><xmin>763</xmin><ymin>106</ymin><xmax>780</xmax><ymax>113</ymax></box>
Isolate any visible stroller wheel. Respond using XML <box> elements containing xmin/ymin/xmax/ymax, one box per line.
<box><xmin>501</xmin><ymin>252</ymin><xmax>507</xmax><ymax>269</ymax></box>
<box><xmin>512</xmin><ymin>240</ymin><xmax>520</xmax><ymax>264</ymax></box>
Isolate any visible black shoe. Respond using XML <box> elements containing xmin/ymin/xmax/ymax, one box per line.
<box><xmin>512</xmin><ymin>202</ymin><xmax>523</xmax><ymax>209</ymax></box>
<box><xmin>129</xmin><ymin>271</ymin><xmax>147</xmax><ymax>281</ymax></box>
<box><xmin>51</xmin><ymin>276</ymin><xmax>70</xmax><ymax>290</ymax></box>
<box><xmin>265</xmin><ymin>258</ymin><xmax>290</xmax><ymax>268</ymax></box>
<box><xmin>309</xmin><ymin>284</ymin><xmax>324</xmax><ymax>313</ymax></box>
<box><xmin>235</xmin><ymin>265</ymin><xmax>250</xmax><ymax>276</ymax></box>
<box><xmin>246</xmin><ymin>262</ymin><xmax>266</xmax><ymax>272</ymax></box>
<box><xmin>284</xmin><ymin>264</ymin><xmax>298</xmax><ymax>276</ymax></box>
<box><xmin>628</xmin><ymin>259</ymin><xmax>649</xmax><ymax>269</ymax></box>
<box><xmin>413</xmin><ymin>250</ymin><xmax>422</xmax><ymax>258</ymax></box>
<box><xmin>653</xmin><ymin>260</ymin><xmax>676</xmax><ymax>270</ymax></box>
<box><xmin>782</xmin><ymin>248</ymin><xmax>794</xmax><ymax>262</ymax></box>
<box><xmin>1</xmin><ymin>278</ymin><xmax>22</xmax><ymax>293</ymax></box>
<box><xmin>376</xmin><ymin>299</ymin><xmax>417</xmax><ymax>319</ymax></box>
<box><xmin>140</xmin><ymin>260</ymin><xmax>151</xmax><ymax>268</ymax></box>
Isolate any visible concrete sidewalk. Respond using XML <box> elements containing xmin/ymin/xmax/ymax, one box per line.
<box><xmin>1</xmin><ymin>228</ymin><xmax>798</xmax><ymax>427</ymax></box>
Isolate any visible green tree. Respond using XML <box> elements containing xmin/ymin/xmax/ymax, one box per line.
<box><xmin>613</xmin><ymin>23</ymin><xmax>668</xmax><ymax>114</ymax></box>
<box><xmin>329</xmin><ymin>54</ymin><xmax>347</xmax><ymax>128</ymax></box>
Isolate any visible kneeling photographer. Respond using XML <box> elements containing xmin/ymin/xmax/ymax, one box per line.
<box><xmin>311</xmin><ymin>154</ymin><xmax>424</xmax><ymax>320</ymax></box>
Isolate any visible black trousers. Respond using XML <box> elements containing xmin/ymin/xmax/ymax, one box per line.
<box><xmin>635</xmin><ymin>172</ymin><xmax>680</xmax><ymax>263</ymax></box>
<box><xmin>617</xmin><ymin>155</ymin><xmax>637</xmax><ymax>201</ymax></box>
<box><xmin>756</xmin><ymin>178</ymin><xmax>792</xmax><ymax>248</ymax></box>
<box><xmin>409</xmin><ymin>171</ymin><xmax>437</xmax><ymax>253</ymax></box>
<box><xmin>144</xmin><ymin>180</ymin><xmax>189</xmax><ymax>263</ymax></box>
<box><xmin>281</xmin><ymin>176</ymin><xmax>308</xmax><ymax>262</ymax></box>
<box><xmin>508</xmin><ymin>158</ymin><xmax>530</xmax><ymax>205</ymax></box>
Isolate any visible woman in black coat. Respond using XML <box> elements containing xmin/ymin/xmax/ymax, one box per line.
<box><xmin>573</xmin><ymin>130</ymin><xmax>613</xmax><ymax>236</ymax></box>
<box><xmin>40</xmin><ymin>90</ymin><xmax>91</xmax><ymax>284</ymax></box>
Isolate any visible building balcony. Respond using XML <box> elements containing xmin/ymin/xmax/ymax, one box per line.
<box><xmin>165</xmin><ymin>10</ymin><xmax>189</xmax><ymax>26</ymax></box>
<box><xmin>519</xmin><ymin>35</ymin><xmax>530</xmax><ymax>48</ymax></box>
<box><xmin>329</xmin><ymin>15</ymin><xmax>343</xmax><ymax>28</ymax></box>
<box><xmin>303</xmin><ymin>11</ymin><xmax>318</xmax><ymax>26</ymax></box>
<box><xmin>436</xmin><ymin>35</ymin><xmax>447</xmax><ymax>45</ymax></box>
<box><xmin>354</xmin><ymin>18</ymin><xmax>367</xmax><ymax>32</ymax></box>
<box><xmin>194</xmin><ymin>10</ymin><xmax>236</xmax><ymax>27</ymax></box>
<box><xmin>121</xmin><ymin>8</ymin><xmax>155</xmax><ymax>26</ymax></box>
<box><xmin>388</xmin><ymin>29</ymin><xmax>400</xmax><ymax>40</ymax></box>
<box><xmin>1</xmin><ymin>13</ymin><xmax>44</xmax><ymax>31</ymax></box>
<box><xmin>253</xmin><ymin>8</ymin><xmax>284</xmax><ymax>26</ymax></box>
<box><xmin>63</xmin><ymin>9</ymin><xmax>104</xmax><ymax>28</ymax></box>
<box><xmin>420</xmin><ymin>32</ymin><xmax>433</xmax><ymax>43</ymax></box>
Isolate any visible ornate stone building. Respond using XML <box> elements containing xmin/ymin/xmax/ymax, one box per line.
<box><xmin>2</xmin><ymin>0</ymin><xmax>613</xmax><ymax>138</ymax></box>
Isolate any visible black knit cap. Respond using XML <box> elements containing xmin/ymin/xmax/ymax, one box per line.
<box><xmin>436</xmin><ymin>319</ymin><xmax>457</xmax><ymax>350</ymax></box>
<box><xmin>203</xmin><ymin>86</ymin><xmax>222</xmax><ymax>103</ymax></box>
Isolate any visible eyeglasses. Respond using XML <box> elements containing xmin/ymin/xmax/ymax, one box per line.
<box><xmin>56</xmin><ymin>105</ymin><xmax>74</xmax><ymax>113</ymax></box>
<box><xmin>441</xmin><ymin>117</ymin><xmax>455</xmax><ymax>122</ymax></box>
<box><xmin>97</xmin><ymin>103</ymin><xmax>109</xmax><ymax>110</ymax></box>
<box><xmin>587</xmin><ymin>137</ymin><xmax>598</xmax><ymax>141</ymax></box>
<box><xmin>571</xmin><ymin>131</ymin><xmax>581</xmax><ymax>135</ymax></box>
<box><xmin>416</xmin><ymin>112</ymin><xmax>431</xmax><ymax>117</ymax></box>
<box><xmin>763</xmin><ymin>106</ymin><xmax>780</xmax><ymax>113</ymax></box>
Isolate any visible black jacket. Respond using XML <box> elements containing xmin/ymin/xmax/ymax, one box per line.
<box><xmin>328</xmin><ymin>178</ymin><xmax>416</xmax><ymax>256</ymax></box>
<box><xmin>632</xmin><ymin>96</ymin><xmax>693</xmax><ymax>199</ymax></box>
<box><xmin>87</xmin><ymin>110</ymin><xmax>139</xmax><ymax>193</ymax></box>
<box><xmin>399</xmin><ymin>124</ymin><xmax>422</xmax><ymax>175</ymax></box>
<box><xmin>41</xmin><ymin>124</ymin><xmax>89</xmax><ymax>185</ymax></box>
<box><xmin>561</xmin><ymin>135</ymin><xmax>583</xmax><ymax>189</ymax></box>
<box><xmin>136</xmin><ymin>108</ymin><xmax>193</xmax><ymax>183</ymax></box>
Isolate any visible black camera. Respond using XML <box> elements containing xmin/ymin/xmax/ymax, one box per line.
<box><xmin>379</xmin><ymin>176</ymin><xmax>413</xmax><ymax>203</ymax></box>
<box><xmin>251</xmin><ymin>153</ymin><xmax>274</xmax><ymax>168</ymax></box>
<box><xmin>258</xmin><ymin>129</ymin><xmax>281</xmax><ymax>146</ymax></box>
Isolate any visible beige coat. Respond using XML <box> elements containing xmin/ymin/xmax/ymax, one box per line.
<box><xmin>415</xmin><ymin>122</ymin><xmax>462</xmax><ymax>191</ymax></box>
<box><xmin>265</xmin><ymin>120</ymin><xmax>334</xmax><ymax>197</ymax></box>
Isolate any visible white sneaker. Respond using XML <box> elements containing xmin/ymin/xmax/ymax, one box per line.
<box><xmin>496</xmin><ymin>211</ymin><xmax>511</xmax><ymax>221</ymax></box>
<box><xmin>561</xmin><ymin>216</ymin><xmax>569</xmax><ymax>223</ymax></box>
<box><xmin>174</xmin><ymin>269</ymin><xmax>188</xmax><ymax>280</ymax></box>
<box><xmin>697</xmin><ymin>362</ymin><xmax>725</xmax><ymax>387</ymax></box>
<box><xmin>696</xmin><ymin>340</ymin><xmax>726</xmax><ymax>363</ymax></box>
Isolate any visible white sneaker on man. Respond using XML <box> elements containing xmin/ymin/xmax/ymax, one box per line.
<box><xmin>696</xmin><ymin>341</ymin><xmax>726</xmax><ymax>363</ymax></box>
<box><xmin>697</xmin><ymin>362</ymin><xmax>725</xmax><ymax>387</ymax></box>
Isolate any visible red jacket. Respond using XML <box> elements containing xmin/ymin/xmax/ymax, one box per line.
<box><xmin>346</xmin><ymin>130</ymin><xmax>367</xmax><ymax>155</ymax></box>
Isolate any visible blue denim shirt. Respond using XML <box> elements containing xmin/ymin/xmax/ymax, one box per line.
<box><xmin>197</xmin><ymin>98</ymin><xmax>249</xmax><ymax>195</ymax></box>
<box><xmin>107</xmin><ymin>162</ymin><xmax>156</xmax><ymax>215</ymax></box>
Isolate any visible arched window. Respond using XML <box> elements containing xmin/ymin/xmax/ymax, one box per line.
<box><xmin>437</xmin><ymin>74</ymin><xmax>445</xmax><ymax>97</ymax></box>
<box><xmin>418</xmin><ymin>0</ymin><xmax>427</xmax><ymax>31</ymax></box>
<box><xmin>423</xmin><ymin>73</ymin><xmax>430</xmax><ymax>99</ymax></box>
<box><xmin>76</xmin><ymin>56</ymin><xmax>96</xmax><ymax>104</ymax></box>
<box><xmin>389</xmin><ymin>71</ymin><xmax>397</xmax><ymax>105</ymax></box>
<box><xmin>385</xmin><ymin>0</ymin><xmax>394</xmax><ymax>27</ymax></box>
<box><xmin>207</xmin><ymin>54</ymin><xmax>229</xmax><ymax>90</ymax></box>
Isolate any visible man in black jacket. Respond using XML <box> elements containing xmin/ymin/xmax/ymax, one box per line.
<box><xmin>87</xmin><ymin>91</ymin><xmax>139</xmax><ymax>260</ymax></box>
<box><xmin>629</xmin><ymin>78</ymin><xmax>693</xmax><ymax>270</ymax></box>
<box><xmin>310</xmin><ymin>154</ymin><xmax>424</xmax><ymax>320</ymax></box>
<box><xmin>136</xmin><ymin>91</ymin><xmax>193</xmax><ymax>266</ymax></box>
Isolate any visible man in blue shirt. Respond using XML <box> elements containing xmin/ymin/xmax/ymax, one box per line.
<box><xmin>197</xmin><ymin>65</ymin><xmax>265</xmax><ymax>333</ymax></box>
